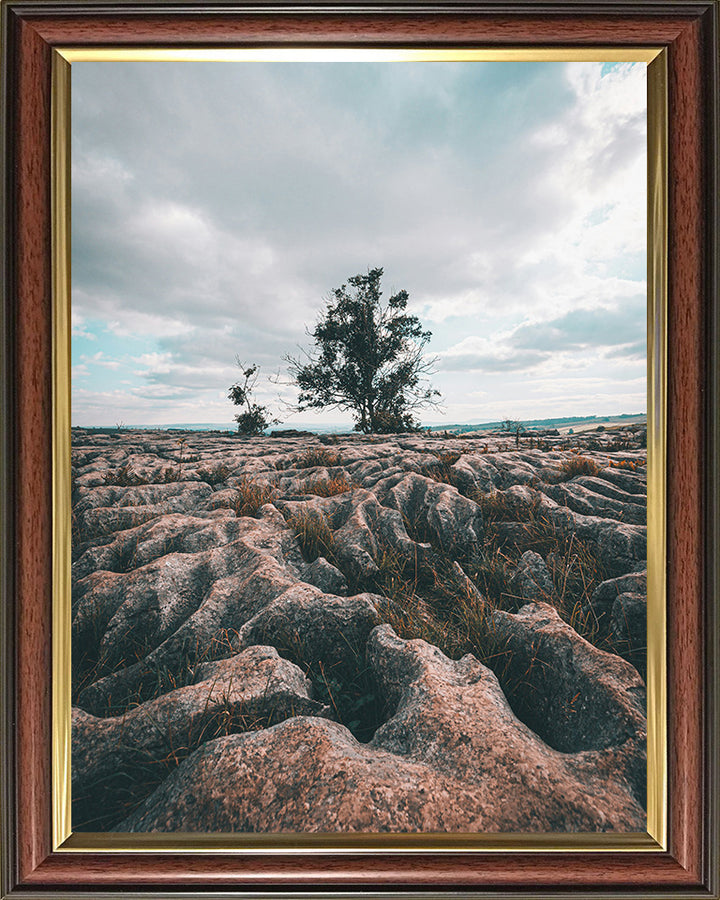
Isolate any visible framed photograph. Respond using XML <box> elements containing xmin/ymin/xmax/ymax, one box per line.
<box><xmin>1</xmin><ymin>2</ymin><xmax>717</xmax><ymax>897</ymax></box>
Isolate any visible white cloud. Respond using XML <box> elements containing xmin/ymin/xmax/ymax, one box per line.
<box><xmin>71</xmin><ymin>311</ymin><xmax>96</xmax><ymax>340</ymax></box>
<box><xmin>82</xmin><ymin>350</ymin><xmax>123</xmax><ymax>369</ymax></box>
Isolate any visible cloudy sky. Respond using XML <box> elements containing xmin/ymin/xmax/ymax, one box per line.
<box><xmin>71</xmin><ymin>58</ymin><xmax>647</xmax><ymax>429</ymax></box>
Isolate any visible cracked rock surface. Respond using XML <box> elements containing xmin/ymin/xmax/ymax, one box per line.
<box><xmin>72</xmin><ymin>426</ymin><xmax>647</xmax><ymax>832</ymax></box>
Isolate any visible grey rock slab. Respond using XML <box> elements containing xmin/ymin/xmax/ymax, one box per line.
<box><xmin>509</xmin><ymin>550</ymin><xmax>555</xmax><ymax>602</ymax></box>
<box><xmin>584</xmin><ymin>571</ymin><xmax>648</xmax><ymax>626</ymax></box>
<box><xmin>543</xmin><ymin>481</ymin><xmax>646</xmax><ymax>526</ymax></box>
<box><xmin>609</xmin><ymin>592</ymin><xmax>647</xmax><ymax>654</ymax></box>
<box><xmin>302</xmin><ymin>556</ymin><xmax>349</xmax><ymax>595</ymax></box>
<box><xmin>115</xmin><ymin>626</ymin><xmax>645</xmax><ymax>833</ymax></box>
<box><xmin>489</xmin><ymin>602</ymin><xmax>646</xmax><ymax>759</ymax></box>
<box><xmin>73</xmin><ymin>646</ymin><xmax>326</xmax><ymax>827</ymax></box>
<box><xmin>376</xmin><ymin>472</ymin><xmax>484</xmax><ymax>554</ymax></box>
<box><xmin>547</xmin><ymin>507</ymin><xmax>646</xmax><ymax>576</ymax></box>
<box><xmin>237</xmin><ymin>583</ymin><xmax>381</xmax><ymax>667</ymax></box>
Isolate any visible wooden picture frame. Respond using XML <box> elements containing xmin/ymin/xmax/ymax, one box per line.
<box><xmin>1</xmin><ymin>1</ymin><xmax>718</xmax><ymax>896</ymax></box>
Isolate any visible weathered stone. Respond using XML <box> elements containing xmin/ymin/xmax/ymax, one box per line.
<box><xmin>303</xmin><ymin>556</ymin><xmax>349</xmax><ymax>595</ymax></box>
<box><xmin>237</xmin><ymin>584</ymin><xmax>381</xmax><ymax>667</ymax></box>
<box><xmin>609</xmin><ymin>592</ymin><xmax>647</xmax><ymax>656</ymax></box>
<box><xmin>585</xmin><ymin>571</ymin><xmax>647</xmax><ymax>625</ymax></box>
<box><xmin>376</xmin><ymin>472</ymin><xmax>484</xmax><ymax>554</ymax></box>
<box><xmin>509</xmin><ymin>550</ymin><xmax>554</xmax><ymax>602</ymax></box>
<box><xmin>544</xmin><ymin>480</ymin><xmax>646</xmax><ymax>525</ymax></box>
<box><xmin>489</xmin><ymin>603</ymin><xmax>646</xmax><ymax>764</ymax></box>
<box><xmin>115</xmin><ymin>626</ymin><xmax>644</xmax><ymax>833</ymax></box>
<box><xmin>72</xmin><ymin>645</ymin><xmax>326</xmax><ymax>829</ymax></box>
<box><xmin>72</xmin><ymin>427</ymin><xmax>648</xmax><ymax>833</ymax></box>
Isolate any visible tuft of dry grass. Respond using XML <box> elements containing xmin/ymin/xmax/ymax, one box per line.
<box><xmin>233</xmin><ymin>476</ymin><xmax>278</xmax><ymax>517</ymax></box>
<box><xmin>103</xmin><ymin>464</ymin><xmax>150</xmax><ymax>487</ymax></box>
<box><xmin>425</xmin><ymin>449</ymin><xmax>464</xmax><ymax>488</ymax></box>
<box><xmin>368</xmin><ymin>545</ymin><xmax>511</xmax><ymax>676</ymax></box>
<box><xmin>556</xmin><ymin>456</ymin><xmax>603</xmax><ymax>480</ymax></box>
<box><xmin>473</xmin><ymin>489</ymin><xmax>541</xmax><ymax>524</ymax></box>
<box><xmin>301</xmin><ymin>473</ymin><xmax>354</xmax><ymax>497</ymax></box>
<box><xmin>607</xmin><ymin>458</ymin><xmax>645</xmax><ymax>471</ymax></box>
<box><xmin>294</xmin><ymin>446</ymin><xmax>343</xmax><ymax>469</ymax></box>
<box><xmin>432</xmin><ymin>449</ymin><xmax>462</xmax><ymax>467</ymax></box>
<box><xmin>284</xmin><ymin>508</ymin><xmax>337</xmax><ymax>564</ymax></box>
<box><xmin>363</xmin><ymin>482</ymin><xmax>613</xmax><ymax>683</ymax></box>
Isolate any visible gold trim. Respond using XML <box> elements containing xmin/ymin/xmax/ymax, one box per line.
<box><xmin>58</xmin><ymin>47</ymin><xmax>663</xmax><ymax>64</ymax></box>
<box><xmin>645</xmin><ymin>49</ymin><xmax>668</xmax><ymax>851</ymax></box>
<box><xmin>52</xmin><ymin>46</ymin><xmax>667</xmax><ymax>854</ymax></box>
<box><xmin>51</xmin><ymin>50</ymin><xmax>72</xmax><ymax>850</ymax></box>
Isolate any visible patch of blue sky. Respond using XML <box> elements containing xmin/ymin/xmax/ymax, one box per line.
<box><xmin>426</xmin><ymin>312</ymin><xmax>520</xmax><ymax>352</ymax></box>
<box><xmin>72</xmin><ymin>318</ymin><xmax>156</xmax><ymax>384</ymax></box>
<box><xmin>600</xmin><ymin>61</ymin><xmax>642</xmax><ymax>77</ymax></box>
<box><xmin>76</xmin><ymin>319</ymin><xmax>154</xmax><ymax>351</ymax></box>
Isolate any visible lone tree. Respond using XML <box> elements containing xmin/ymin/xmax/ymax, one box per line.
<box><xmin>501</xmin><ymin>418</ymin><xmax>525</xmax><ymax>447</ymax></box>
<box><xmin>286</xmin><ymin>268</ymin><xmax>441</xmax><ymax>433</ymax></box>
<box><xmin>228</xmin><ymin>361</ymin><xmax>278</xmax><ymax>435</ymax></box>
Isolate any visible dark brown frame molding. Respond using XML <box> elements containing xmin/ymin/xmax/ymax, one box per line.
<box><xmin>1</xmin><ymin>2</ymin><xmax>718</xmax><ymax>897</ymax></box>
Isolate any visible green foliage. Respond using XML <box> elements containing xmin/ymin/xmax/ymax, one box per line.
<box><xmin>286</xmin><ymin>268</ymin><xmax>441</xmax><ymax>434</ymax></box>
<box><xmin>501</xmin><ymin>418</ymin><xmax>524</xmax><ymax>433</ymax></box>
<box><xmin>233</xmin><ymin>406</ymin><xmax>275</xmax><ymax>436</ymax></box>
<box><xmin>228</xmin><ymin>362</ymin><xmax>278</xmax><ymax>435</ymax></box>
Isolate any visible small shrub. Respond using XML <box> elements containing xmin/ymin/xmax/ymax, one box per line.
<box><xmin>234</xmin><ymin>405</ymin><xmax>275</xmax><ymax>436</ymax></box>
<box><xmin>228</xmin><ymin>363</ymin><xmax>278</xmax><ymax>435</ymax></box>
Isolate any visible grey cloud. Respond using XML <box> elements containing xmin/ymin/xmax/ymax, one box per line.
<box><xmin>71</xmin><ymin>60</ymin><xmax>604</xmax><ymax>345</ymax></box>
<box><xmin>438</xmin><ymin>349</ymin><xmax>550</xmax><ymax>373</ymax></box>
<box><xmin>604</xmin><ymin>340</ymin><xmax>646</xmax><ymax>360</ymax></box>
<box><xmin>438</xmin><ymin>300</ymin><xmax>645</xmax><ymax>375</ymax></box>
<box><xmin>511</xmin><ymin>303</ymin><xmax>645</xmax><ymax>353</ymax></box>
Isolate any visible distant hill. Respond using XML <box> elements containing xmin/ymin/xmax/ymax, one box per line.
<box><xmin>73</xmin><ymin>413</ymin><xmax>647</xmax><ymax>437</ymax></box>
<box><xmin>427</xmin><ymin>413</ymin><xmax>647</xmax><ymax>435</ymax></box>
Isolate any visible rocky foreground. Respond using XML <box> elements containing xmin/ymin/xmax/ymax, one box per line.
<box><xmin>71</xmin><ymin>425</ymin><xmax>648</xmax><ymax>833</ymax></box>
